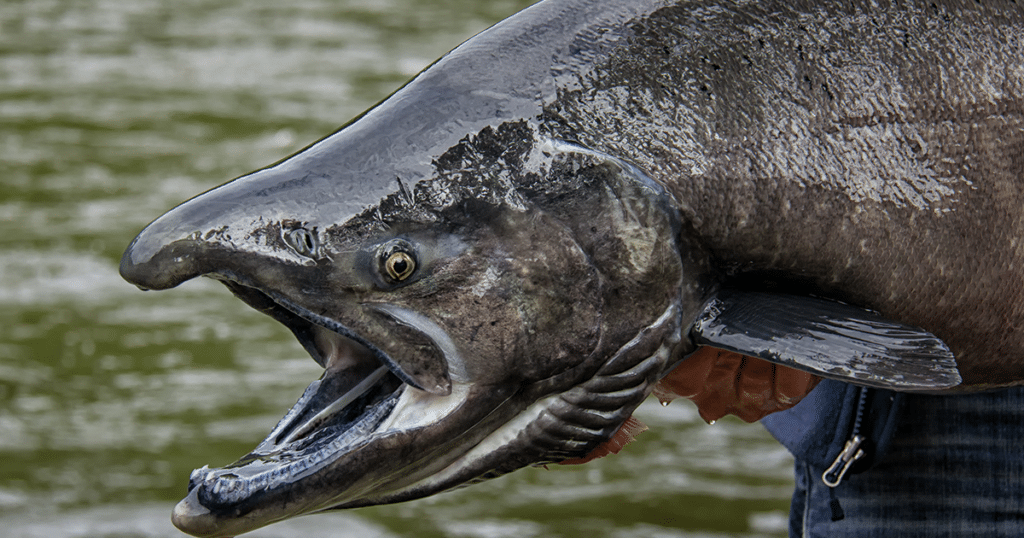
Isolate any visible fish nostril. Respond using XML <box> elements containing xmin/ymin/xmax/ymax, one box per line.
<box><xmin>285</xmin><ymin>228</ymin><xmax>319</xmax><ymax>258</ymax></box>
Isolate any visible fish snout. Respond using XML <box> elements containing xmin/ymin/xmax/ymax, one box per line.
<box><xmin>119</xmin><ymin>200</ymin><xmax>264</xmax><ymax>291</ymax></box>
<box><xmin>119</xmin><ymin>165</ymin><xmax>332</xmax><ymax>291</ymax></box>
<box><xmin>120</xmin><ymin>234</ymin><xmax>209</xmax><ymax>291</ymax></box>
<box><xmin>119</xmin><ymin>176</ymin><xmax>261</xmax><ymax>290</ymax></box>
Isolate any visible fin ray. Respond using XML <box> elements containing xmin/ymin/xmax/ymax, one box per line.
<box><xmin>691</xmin><ymin>290</ymin><xmax>961</xmax><ymax>390</ymax></box>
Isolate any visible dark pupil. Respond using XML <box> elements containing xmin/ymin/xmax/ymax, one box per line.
<box><xmin>392</xmin><ymin>257</ymin><xmax>408</xmax><ymax>275</ymax></box>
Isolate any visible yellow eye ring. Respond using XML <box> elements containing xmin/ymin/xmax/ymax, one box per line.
<box><xmin>384</xmin><ymin>251</ymin><xmax>416</xmax><ymax>281</ymax></box>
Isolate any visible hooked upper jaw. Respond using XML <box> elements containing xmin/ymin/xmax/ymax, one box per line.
<box><xmin>117</xmin><ymin>218</ymin><xmax>469</xmax><ymax>536</ymax></box>
<box><xmin>125</xmin><ymin>240</ymin><xmax>596</xmax><ymax>537</ymax></box>
<box><xmin>119</xmin><ymin>110</ymin><xmax>693</xmax><ymax>536</ymax></box>
<box><xmin>120</xmin><ymin>224</ymin><xmax>613</xmax><ymax>538</ymax></box>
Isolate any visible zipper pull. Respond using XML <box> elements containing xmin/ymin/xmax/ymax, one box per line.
<box><xmin>822</xmin><ymin>434</ymin><xmax>866</xmax><ymax>487</ymax></box>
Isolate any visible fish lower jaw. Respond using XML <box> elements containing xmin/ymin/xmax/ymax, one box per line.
<box><xmin>175</xmin><ymin>378</ymin><xmax>476</xmax><ymax>533</ymax></box>
<box><xmin>172</xmin><ymin>492</ymin><xmax>220</xmax><ymax>538</ymax></box>
<box><xmin>181</xmin><ymin>386</ymin><xmax>401</xmax><ymax>516</ymax></box>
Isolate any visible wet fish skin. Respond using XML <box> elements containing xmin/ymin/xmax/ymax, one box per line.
<box><xmin>538</xmin><ymin>0</ymin><xmax>1024</xmax><ymax>388</ymax></box>
<box><xmin>119</xmin><ymin>1</ymin><xmax>1024</xmax><ymax>536</ymax></box>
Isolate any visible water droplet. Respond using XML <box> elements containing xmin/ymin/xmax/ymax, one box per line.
<box><xmin>708</xmin><ymin>419</ymin><xmax>717</xmax><ymax>425</ymax></box>
<box><xmin>660</xmin><ymin>400</ymin><xmax>669</xmax><ymax>407</ymax></box>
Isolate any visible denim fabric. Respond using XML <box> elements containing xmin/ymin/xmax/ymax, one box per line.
<box><xmin>765</xmin><ymin>383</ymin><xmax>1024</xmax><ymax>537</ymax></box>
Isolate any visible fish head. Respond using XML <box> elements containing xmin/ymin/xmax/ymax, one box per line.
<box><xmin>120</xmin><ymin>120</ymin><xmax>702</xmax><ymax>537</ymax></box>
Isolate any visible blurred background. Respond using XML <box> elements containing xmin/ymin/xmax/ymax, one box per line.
<box><xmin>0</xmin><ymin>1</ymin><xmax>794</xmax><ymax>536</ymax></box>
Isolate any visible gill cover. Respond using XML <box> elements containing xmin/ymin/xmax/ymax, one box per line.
<box><xmin>122</xmin><ymin>113</ymin><xmax>700</xmax><ymax>538</ymax></box>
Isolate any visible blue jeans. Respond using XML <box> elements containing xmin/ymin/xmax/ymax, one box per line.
<box><xmin>763</xmin><ymin>380</ymin><xmax>1024</xmax><ymax>537</ymax></box>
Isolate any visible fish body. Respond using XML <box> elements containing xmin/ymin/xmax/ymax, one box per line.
<box><xmin>119</xmin><ymin>1</ymin><xmax>1024</xmax><ymax>536</ymax></box>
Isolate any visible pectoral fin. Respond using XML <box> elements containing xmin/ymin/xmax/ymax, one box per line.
<box><xmin>690</xmin><ymin>290</ymin><xmax>961</xmax><ymax>391</ymax></box>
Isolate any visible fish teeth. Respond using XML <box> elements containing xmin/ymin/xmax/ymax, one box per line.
<box><xmin>189</xmin><ymin>465</ymin><xmax>210</xmax><ymax>483</ymax></box>
<box><xmin>198</xmin><ymin>391</ymin><xmax>401</xmax><ymax>506</ymax></box>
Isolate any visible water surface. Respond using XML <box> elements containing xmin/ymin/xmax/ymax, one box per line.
<box><xmin>0</xmin><ymin>1</ymin><xmax>793</xmax><ymax>536</ymax></box>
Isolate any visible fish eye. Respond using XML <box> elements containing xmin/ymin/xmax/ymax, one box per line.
<box><xmin>383</xmin><ymin>250</ymin><xmax>416</xmax><ymax>282</ymax></box>
<box><xmin>285</xmin><ymin>227</ymin><xmax>318</xmax><ymax>258</ymax></box>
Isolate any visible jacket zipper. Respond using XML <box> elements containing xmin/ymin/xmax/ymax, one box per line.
<box><xmin>820</xmin><ymin>386</ymin><xmax>870</xmax><ymax>520</ymax></box>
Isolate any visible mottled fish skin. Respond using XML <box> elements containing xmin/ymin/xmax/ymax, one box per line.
<box><xmin>119</xmin><ymin>1</ymin><xmax>1024</xmax><ymax>536</ymax></box>
<box><xmin>540</xmin><ymin>0</ymin><xmax>1024</xmax><ymax>389</ymax></box>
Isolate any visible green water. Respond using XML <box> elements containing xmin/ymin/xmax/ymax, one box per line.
<box><xmin>0</xmin><ymin>1</ymin><xmax>793</xmax><ymax>536</ymax></box>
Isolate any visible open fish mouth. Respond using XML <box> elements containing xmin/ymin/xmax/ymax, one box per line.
<box><xmin>179</xmin><ymin>279</ymin><xmax>411</xmax><ymax>515</ymax></box>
